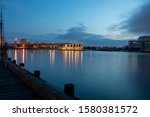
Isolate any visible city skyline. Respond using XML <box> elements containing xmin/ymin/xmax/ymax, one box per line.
<box><xmin>1</xmin><ymin>0</ymin><xmax>150</xmax><ymax>45</ymax></box>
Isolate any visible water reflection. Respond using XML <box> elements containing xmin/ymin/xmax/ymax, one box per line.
<box><xmin>127</xmin><ymin>53</ymin><xmax>150</xmax><ymax>99</ymax></box>
<box><xmin>14</xmin><ymin>49</ymin><xmax>17</xmax><ymax>61</ymax></box>
<box><xmin>128</xmin><ymin>53</ymin><xmax>150</xmax><ymax>79</ymax></box>
<box><xmin>7</xmin><ymin>50</ymin><xmax>150</xmax><ymax>99</ymax></box>
<box><xmin>49</xmin><ymin>50</ymin><xmax>55</xmax><ymax>64</ymax></box>
<box><xmin>89</xmin><ymin>51</ymin><xmax>93</xmax><ymax>64</ymax></box>
<box><xmin>62</xmin><ymin>51</ymin><xmax>83</xmax><ymax>68</ymax></box>
<box><xmin>21</xmin><ymin>49</ymin><xmax>25</xmax><ymax>63</ymax></box>
<box><xmin>10</xmin><ymin>49</ymin><xmax>83</xmax><ymax>68</ymax></box>
<box><xmin>30</xmin><ymin>52</ymin><xmax>33</xmax><ymax>65</ymax></box>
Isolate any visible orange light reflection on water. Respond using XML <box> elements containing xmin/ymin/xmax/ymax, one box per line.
<box><xmin>62</xmin><ymin>51</ymin><xmax>83</xmax><ymax>67</ymax></box>
<box><xmin>14</xmin><ymin>49</ymin><xmax>17</xmax><ymax>62</ymax></box>
<box><xmin>49</xmin><ymin>50</ymin><xmax>55</xmax><ymax>64</ymax></box>
<box><xmin>22</xmin><ymin>49</ymin><xmax>25</xmax><ymax>63</ymax></box>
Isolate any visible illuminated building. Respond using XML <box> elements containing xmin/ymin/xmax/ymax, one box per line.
<box><xmin>7</xmin><ymin>42</ymin><xmax>83</xmax><ymax>50</ymax></box>
<box><xmin>57</xmin><ymin>43</ymin><xmax>83</xmax><ymax>50</ymax></box>
<box><xmin>128</xmin><ymin>36</ymin><xmax>150</xmax><ymax>52</ymax></box>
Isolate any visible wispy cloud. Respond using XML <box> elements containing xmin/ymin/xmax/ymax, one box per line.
<box><xmin>7</xmin><ymin>24</ymin><xmax>128</xmax><ymax>46</ymax></box>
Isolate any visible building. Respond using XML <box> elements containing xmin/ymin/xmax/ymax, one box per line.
<box><xmin>57</xmin><ymin>43</ymin><xmax>83</xmax><ymax>50</ymax></box>
<box><xmin>128</xmin><ymin>40</ymin><xmax>142</xmax><ymax>51</ymax></box>
<box><xmin>128</xmin><ymin>36</ymin><xmax>150</xmax><ymax>52</ymax></box>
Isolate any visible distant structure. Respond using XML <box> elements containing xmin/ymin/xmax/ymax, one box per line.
<box><xmin>7</xmin><ymin>41</ymin><xmax>83</xmax><ymax>50</ymax></box>
<box><xmin>129</xmin><ymin>36</ymin><xmax>150</xmax><ymax>52</ymax></box>
<box><xmin>57</xmin><ymin>43</ymin><xmax>83</xmax><ymax>50</ymax></box>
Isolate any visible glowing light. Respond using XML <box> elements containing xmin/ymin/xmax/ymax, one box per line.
<box><xmin>22</xmin><ymin>49</ymin><xmax>25</xmax><ymax>63</ymax></box>
<box><xmin>62</xmin><ymin>51</ymin><xmax>83</xmax><ymax>68</ymax></box>
<box><xmin>14</xmin><ymin>49</ymin><xmax>17</xmax><ymax>62</ymax></box>
<box><xmin>49</xmin><ymin>50</ymin><xmax>55</xmax><ymax>64</ymax></box>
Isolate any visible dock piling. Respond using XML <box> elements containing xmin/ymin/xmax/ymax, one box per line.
<box><xmin>64</xmin><ymin>84</ymin><xmax>75</xmax><ymax>97</ymax></box>
<box><xmin>19</xmin><ymin>63</ymin><xmax>25</xmax><ymax>67</ymax></box>
<box><xmin>8</xmin><ymin>58</ymin><xmax>11</xmax><ymax>61</ymax></box>
<box><xmin>12</xmin><ymin>60</ymin><xmax>16</xmax><ymax>64</ymax></box>
<box><xmin>34</xmin><ymin>70</ymin><xmax>41</xmax><ymax>78</ymax></box>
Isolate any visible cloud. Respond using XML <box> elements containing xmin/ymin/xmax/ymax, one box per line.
<box><xmin>7</xmin><ymin>24</ymin><xmax>128</xmax><ymax>46</ymax></box>
<box><xmin>58</xmin><ymin>24</ymin><xmax>106</xmax><ymax>42</ymax></box>
<box><xmin>67</xmin><ymin>23</ymin><xmax>87</xmax><ymax>33</ymax></box>
<box><xmin>57</xmin><ymin>24</ymin><xmax>127</xmax><ymax>46</ymax></box>
<box><xmin>118</xmin><ymin>1</ymin><xmax>150</xmax><ymax>34</ymax></box>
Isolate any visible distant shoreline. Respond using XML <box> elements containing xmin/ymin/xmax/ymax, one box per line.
<box><xmin>7</xmin><ymin>46</ymin><xmax>150</xmax><ymax>53</ymax></box>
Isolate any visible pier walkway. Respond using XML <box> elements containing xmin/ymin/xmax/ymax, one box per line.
<box><xmin>0</xmin><ymin>57</ymin><xmax>42</xmax><ymax>100</ymax></box>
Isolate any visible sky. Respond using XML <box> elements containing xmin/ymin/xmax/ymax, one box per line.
<box><xmin>1</xmin><ymin>0</ymin><xmax>150</xmax><ymax>45</ymax></box>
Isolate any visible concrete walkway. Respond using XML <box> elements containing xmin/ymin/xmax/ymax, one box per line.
<box><xmin>0</xmin><ymin>58</ymin><xmax>42</xmax><ymax>100</ymax></box>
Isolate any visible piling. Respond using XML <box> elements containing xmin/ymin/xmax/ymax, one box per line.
<box><xmin>34</xmin><ymin>70</ymin><xmax>40</xmax><ymax>78</ymax></box>
<box><xmin>12</xmin><ymin>60</ymin><xmax>16</xmax><ymax>64</ymax></box>
<box><xmin>64</xmin><ymin>84</ymin><xmax>75</xmax><ymax>97</ymax></box>
<box><xmin>19</xmin><ymin>63</ymin><xmax>25</xmax><ymax>67</ymax></box>
<box><xmin>8</xmin><ymin>58</ymin><xmax>11</xmax><ymax>61</ymax></box>
<box><xmin>1</xmin><ymin>57</ymin><xmax>75</xmax><ymax>99</ymax></box>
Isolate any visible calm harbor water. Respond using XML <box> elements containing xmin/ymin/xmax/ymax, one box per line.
<box><xmin>8</xmin><ymin>49</ymin><xmax>150</xmax><ymax>100</ymax></box>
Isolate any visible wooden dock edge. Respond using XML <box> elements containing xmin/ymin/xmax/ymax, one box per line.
<box><xmin>2</xmin><ymin>57</ymin><xmax>76</xmax><ymax>100</ymax></box>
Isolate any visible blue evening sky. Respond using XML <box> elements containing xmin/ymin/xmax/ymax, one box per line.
<box><xmin>1</xmin><ymin>0</ymin><xmax>149</xmax><ymax>42</ymax></box>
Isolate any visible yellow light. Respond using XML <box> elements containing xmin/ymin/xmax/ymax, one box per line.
<box><xmin>14</xmin><ymin>49</ymin><xmax>17</xmax><ymax>62</ymax></box>
<box><xmin>22</xmin><ymin>49</ymin><xmax>25</xmax><ymax>63</ymax></box>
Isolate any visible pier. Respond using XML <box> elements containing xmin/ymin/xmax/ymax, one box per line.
<box><xmin>0</xmin><ymin>54</ymin><xmax>75</xmax><ymax>100</ymax></box>
<box><xmin>0</xmin><ymin>56</ymin><xmax>42</xmax><ymax>99</ymax></box>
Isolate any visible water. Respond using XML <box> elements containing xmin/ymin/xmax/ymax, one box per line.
<box><xmin>8</xmin><ymin>49</ymin><xmax>150</xmax><ymax>100</ymax></box>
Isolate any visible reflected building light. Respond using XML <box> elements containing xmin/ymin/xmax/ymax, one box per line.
<box><xmin>130</xmin><ymin>54</ymin><xmax>138</xmax><ymax>72</ymax></box>
<box><xmin>75</xmin><ymin>51</ymin><xmax>77</xmax><ymax>66</ymax></box>
<box><xmin>68</xmin><ymin>51</ymin><xmax>71</xmax><ymax>65</ymax></box>
<box><xmin>21</xmin><ymin>49</ymin><xmax>25</xmax><ymax>63</ymax></box>
<box><xmin>71</xmin><ymin>51</ymin><xmax>74</xmax><ymax>66</ymax></box>
<box><xmin>63</xmin><ymin>51</ymin><xmax>68</xmax><ymax>65</ymax></box>
<box><xmin>31</xmin><ymin>53</ymin><xmax>33</xmax><ymax>64</ymax></box>
<box><xmin>90</xmin><ymin>51</ymin><xmax>93</xmax><ymax>64</ymax></box>
<box><xmin>14</xmin><ymin>49</ymin><xmax>17</xmax><ymax>62</ymax></box>
<box><xmin>49</xmin><ymin>50</ymin><xmax>55</xmax><ymax>64</ymax></box>
<box><xmin>80</xmin><ymin>51</ymin><xmax>83</xmax><ymax>65</ymax></box>
<box><xmin>62</xmin><ymin>51</ymin><xmax>83</xmax><ymax>68</ymax></box>
<box><xmin>25</xmin><ymin>49</ymin><xmax>28</xmax><ymax>62</ymax></box>
<box><xmin>40</xmin><ymin>50</ymin><xmax>43</xmax><ymax>65</ymax></box>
